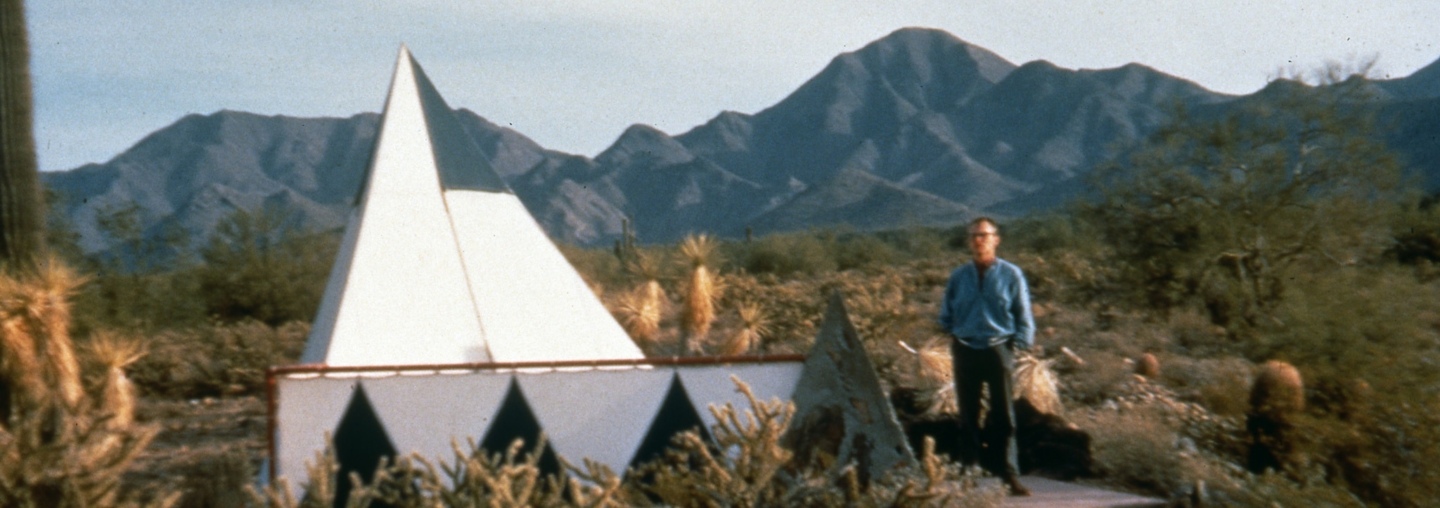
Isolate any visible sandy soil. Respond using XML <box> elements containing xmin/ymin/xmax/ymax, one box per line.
<box><xmin>126</xmin><ymin>395</ymin><xmax>269</xmax><ymax>495</ymax></box>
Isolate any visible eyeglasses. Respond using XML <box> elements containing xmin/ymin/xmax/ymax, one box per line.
<box><xmin>969</xmin><ymin>232</ymin><xmax>998</xmax><ymax>239</ymax></box>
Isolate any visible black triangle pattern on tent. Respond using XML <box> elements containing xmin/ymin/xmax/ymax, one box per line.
<box><xmin>408</xmin><ymin>56</ymin><xmax>510</xmax><ymax>194</ymax></box>
<box><xmin>479</xmin><ymin>377</ymin><xmax>562</xmax><ymax>477</ymax></box>
<box><xmin>628</xmin><ymin>372</ymin><xmax>715</xmax><ymax>470</ymax></box>
<box><xmin>332</xmin><ymin>384</ymin><xmax>399</xmax><ymax>508</ymax></box>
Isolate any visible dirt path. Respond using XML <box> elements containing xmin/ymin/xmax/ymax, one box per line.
<box><xmin>991</xmin><ymin>476</ymin><xmax>1164</xmax><ymax>508</ymax></box>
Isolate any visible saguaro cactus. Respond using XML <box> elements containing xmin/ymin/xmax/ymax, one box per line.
<box><xmin>0</xmin><ymin>0</ymin><xmax>45</xmax><ymax>270</ymax></box>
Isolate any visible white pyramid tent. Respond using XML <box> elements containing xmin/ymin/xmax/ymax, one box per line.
<box><xmin>300</xmin><ymin>47</ymin><xmax>643</xmax><ymax>366</ymax></box>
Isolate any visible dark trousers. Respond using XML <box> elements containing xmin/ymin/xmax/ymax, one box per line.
<box><xmin>951</xmin><ymin>340</ymin><xmax>1020</xmax><ymax>479</ymax></box>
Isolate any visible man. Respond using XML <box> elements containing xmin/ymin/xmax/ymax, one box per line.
<box><xmin>938</xmin><ymin>217</ymin><xmax>1035</xmax><ymax>496</ymax></box>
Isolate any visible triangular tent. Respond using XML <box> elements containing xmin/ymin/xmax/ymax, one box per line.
<box><xmin>784</xmin><ymin>292</ymin><xmax>914</xmax><ymax>483</ymax></box>
<box><xmin>301</xmin><ymin>47</ymin><xmax>643</xmax><ymax>366</ymax></box>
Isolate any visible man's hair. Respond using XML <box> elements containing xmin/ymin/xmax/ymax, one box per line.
<box><xmin>968</xmin><ymin>216</ymin><xmax>999</xmax><ymax>233</ymax></box>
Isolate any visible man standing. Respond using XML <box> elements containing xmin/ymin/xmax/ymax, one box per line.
<box><xmin>938</xmin><ymin>217</ymin><xmax>1035</xmax><ymax>496</ymax></box>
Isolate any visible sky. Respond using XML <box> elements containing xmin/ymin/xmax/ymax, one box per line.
<box><xmin>26</xmin><ymin>1</ymin><xmax>1440</xmax><ymax>172</ymax></box>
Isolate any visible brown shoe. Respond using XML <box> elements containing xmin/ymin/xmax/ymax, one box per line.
<box><xmin>1005</xmin><ymin>476</ymin><xmax>1031</xmax><ymax>497</ymax></box>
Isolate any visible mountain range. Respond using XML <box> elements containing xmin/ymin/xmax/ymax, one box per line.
<box><xmin>40</xmin><ymin>28</ymin><xmax>1440</xmax><ymax>255</ymax></box>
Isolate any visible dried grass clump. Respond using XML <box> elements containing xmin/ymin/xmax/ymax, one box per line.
<box><xmin>1014</xmin><ymin>352</ymin><xmax>1063</xmax><ymax>415</ymax></box>
<box><xmin>129</xmin><ymin>320</ymin><xmax>309</xmax><ymax>397</ymax></box>
<box><xmin>1073</xmin><ymin>406</ymin><xmax>1196</xmax><ymax>497</ymax></box>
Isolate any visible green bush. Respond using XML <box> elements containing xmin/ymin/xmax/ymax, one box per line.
<box><xmin>197</xmin><ymin>207</ymin><xmax>336</xmax><ymax>327</ymax></box>
<box><xmin>733</xmin><ymin>232</ymin><xmax>838</xmax><ymax>276</ymax></box>
<box><xmin>126</xmin><ymin>321</ymin><xmax>309</xmax><ymax>398</ymax></box>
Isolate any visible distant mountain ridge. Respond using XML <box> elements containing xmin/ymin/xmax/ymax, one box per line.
<box><xmin>41</xmin><ymin>27</ymin><xmax>1440</xmax><ymax>255</ymax></box>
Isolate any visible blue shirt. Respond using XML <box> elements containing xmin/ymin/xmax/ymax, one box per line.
<box><xmin>938</xmin><ymin>258</ymin><xmax>1035</xmax><ymax>350</ymax></box>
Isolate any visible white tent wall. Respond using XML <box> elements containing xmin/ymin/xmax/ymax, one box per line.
<box><xmin>362</xmin><ymin>371</ymin><xmax>513</xmax><ymax>467</ymax></box>
<box><xmin>269</xmin><ymin>361</ymin><xmax>804</xmax><ymax>496</ymax></box>
<box><xmin>301</xmin><ymin>48</ymin><xmax>489</xmax><ymax>366</ymax></box>
<box><xmin>445</xmin><ymin>190</ymin><xmax>643</xmax><ymax>362</ymax></box>
<box><xmin>516</xmin><ymin>368</ymin><xmax>674</xmax><ymax>473</ymax></box>
<box><xmin>676</xmin><ymin>363</ymin><xmax>807</xmax><ymax>430</ymax></box>
<box><xmin>273</xmin><ymin>375</ymin><xmax>360</xmax><ymax>490</ymax></box>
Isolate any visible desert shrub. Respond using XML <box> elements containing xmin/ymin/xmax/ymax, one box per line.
<box><xmin>1386</xmin><ymin>195</ymin><xmax>1440</xmax><ymax>269</ymax></box>
<box><xmin>733</xmin><ymin>232</ymin><xmax>837</xmax><ymax>276</ymax></box>
<box><xmin>1163</xmin><ymin>308</ymin><xmax>1231</xmax><ymax>356</ymax></box>
<box><xmin>1080</xmin><ymin>72</ymin><xmax>1404</xmax><ymax>331</ymax></box>
<box><xmin>1057</xmin><ymin>351</ymin><xmax>1133</xmax><ymax>406</ymax></box>
<box><xmin>179</xmin><ymin>450</ymin><xmax>253</xmax><ymax>508</ymax></box>
<box><xmin>197</xmin><ymin>207</ymin><xmax>337</xmax><ymax>327</ymax></box>
<box><xmin>1158</xmin><ymin>356</ymin><xmax>1253</xmax><ymax>417</ymax></box>
<box><xmin>1001</xmin><ymin>214</ymin><xmax>1102</xmax><ymax>257</ymax></box>
<box><xmin>1254</xmin><ymin>265</ymin><xmax>1439</xmax><ymax>379</ymax></box>
<box><xmin>832</xmin><ymin>233</ymin><xmax>899</xmax><ymax>271</ymax></box>
<box><xmin>127</xmin><ymin>321</ymin><xmax>309</xmax><ymax>398</ymax></box>
<box><xmin>870</xmin><ymin>226</ymin><xmax>949</xmax><ymax>261</ymax></box>
<box><xmin>1073</xmin><ymin>406</ymin><xmax>1194</xmax><ymax>497</ymax></box>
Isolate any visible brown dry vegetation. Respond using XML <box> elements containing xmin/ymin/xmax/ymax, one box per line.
<box><xmin>22</xmin><ymin>213</ymin><xmax>1422</xmax><ymax>506</ymax></box>
<box><xmin>12</xmin><ymin>172</ymin><xmax>1440</xmax><ymax>506</ymax></box>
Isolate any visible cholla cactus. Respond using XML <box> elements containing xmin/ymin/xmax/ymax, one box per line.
<box><xmin>0</xmin><ymin>258</ymin><xmax>85</xmax><ymax>419</ymax></box>
<box><xmin>636</xmin><ymin>377</ymin><xmax>795</xmax><ymax>505</ymax></box>
<box><xmin>0</xmin><ymin>258</ymin><xmax>167</xmax><ymax>508</ymax></box>
<box><xmin>84</xmin><ymin>331</ymin><xmax>145</xmax><ymax>428</ymax></box>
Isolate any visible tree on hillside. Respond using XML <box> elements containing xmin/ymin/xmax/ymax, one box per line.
<box><xmin>0</xmin><ymin>0</ymin><xmax>45</xmax><ymax>271</ymax></box>
<box><xmin>1082</xmin><ymin>65</ymin><xmax>1406</xmax><ymax>333</ymax></box>
<box><xmin>198</xmin><ymin>204</ymin><xmax>336</xmax><ymax>326</ymax></box>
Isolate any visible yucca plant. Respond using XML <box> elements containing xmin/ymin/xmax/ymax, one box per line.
<box><xmin>719</xmin><ymin>301</ymin><xmax>770</xmax><ymax>356</ymax></box>
<box><xmin>614</xmin><ymin>287</ymin><xmax>664</xmax><ymax>347</ymax></box>
<box><xmin>616</xmin><ymin>251</ymin><xmax>667</xmax><ymax>347</ymax></box>
<box><xmin>678</xmin><ymin>234</ymin><xmax>719</xmax><ymax>351</ymax></box>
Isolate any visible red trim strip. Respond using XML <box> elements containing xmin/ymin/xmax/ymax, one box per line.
<box><xmin>265</xmin><ymin>369</ymin><xmax>279</xmax><ymax>484</ymax></box>
<box><xmin>265</xmin><ymin>353</ymin><xmax>807</xmax><ymax>377</ymax></box>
